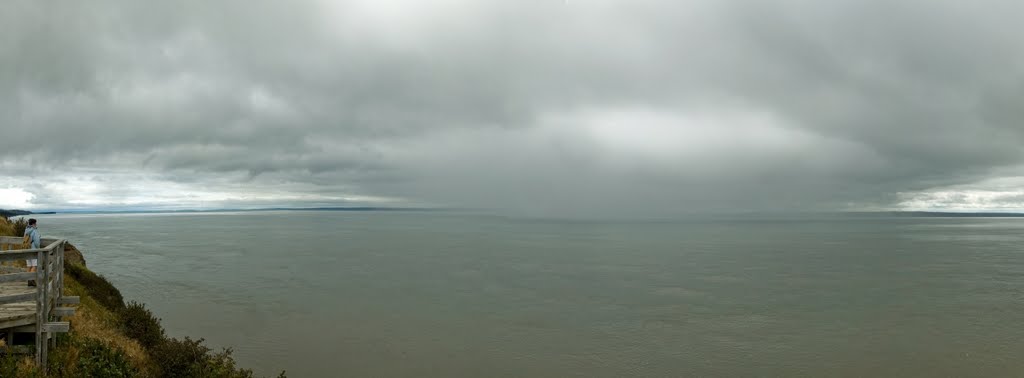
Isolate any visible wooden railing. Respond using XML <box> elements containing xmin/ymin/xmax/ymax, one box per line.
<box><xmin>0</xmin><ymin>236</ymin><xmax>77</xmax><ymax>366</ymax></box>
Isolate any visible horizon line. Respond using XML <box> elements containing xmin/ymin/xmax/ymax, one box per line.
<box><xmin>2</xmin><ymin>206</ymin><xmax>446</xmax><ymax>215</ymax></box>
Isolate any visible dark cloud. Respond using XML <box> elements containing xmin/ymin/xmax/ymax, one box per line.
<box><xmin>3</xmin><ymin>0</ymin><xmax>1024</xmax><ymax>215</ymax></box>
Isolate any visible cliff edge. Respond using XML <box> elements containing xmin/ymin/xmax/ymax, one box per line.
<box><xmin>0</xmin><ymin>217</ymin><xmax>283</xmax><ymax>377</ymax></box>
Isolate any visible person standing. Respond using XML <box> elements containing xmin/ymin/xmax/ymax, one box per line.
<box><xmin>23</xmin><ymin>218</ymin><xmax>39</xmax><ymax>287</ymax></box>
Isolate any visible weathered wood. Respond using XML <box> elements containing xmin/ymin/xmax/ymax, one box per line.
<box><xmin>0</xmin><ymin>237</ymin><xmax>25</xmax><ymax>245</ymax></box>
<box><xmin>0</xmin><ymin>243</ymin><xmax>18</xmax><ymax>252</ymax></box>
<box><xmin>41</xmin><ymin>322</ymin><xmax>68</xmax><ymax>333</ymax></box>
<box><xmin>35</xmin><ymin>249</ymin><xmax>44</xmax><ymax>365</ymax></box>
<box><xmin>44</xmin><ymin>248</ymin><xmax>52</xmax><ymax>362</ymax></box>
<box><xmin>0</xmin><ymin>293</ymin><xmax>36</xmax><ymax>305</ymax></box>
<box><xmin>0</xmin><ymin>251</ymin><xmax>40</xmax><ymax>262</ymax></box>
<box><xmin>0</xmin><ymin>238</ymin><xmax>63</xmax><ymax>264</ymax></box>
<box><xmin>0</xmin><ymin>281</ymin><xmax>36</xmax><ymax>304</ymax></box>
<box><xmin>0</xmin><ymin>247</ymin><xmax>46</xmax><ymax>254</ymax></box>
<box><xmin>0</xmin><ymin>272</ymin><xmax>37</xmax><ymax>283</ymax></box>
<box><xmin>8</xmin><ymin>323</ymin><xmax>37</xmax><ymax>333</ymax></box>
<box><xmin>0</xmin><ymin>239</ymin><xmax>61</xmax><ymax>251</ymax></box>
<box><xmin>0</xmin><ymin>238</ymin><xmax>69</xmax><ymax>371</ymax></box>
<box><xmin>0</xmin><ymin>316</ymin><xmax>36</xmax><ymax>330</ymax></box>
<box><xmin>46</xmin><ymin>288</ymin><xmax>57</xmax><ymax>323</ymax></box>
<box><xmin>55</xmin><ymin>240</ymin><xmax>64</xmax><ymax>306</ymax></box>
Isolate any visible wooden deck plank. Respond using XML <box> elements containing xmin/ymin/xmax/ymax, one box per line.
<box><xmin>0</xmin><ymin>282</ymin><xmax>37</xmax><ymax>324</ymax></box>
<box><xmin>41</xmin><ymin>322</ymin><xmax>68</xmax><ymax>333</ymax></box>
<box><xmin>0</xmin><ymin>273</ymin><xmax>37</xmax><ymax>283</ymax></box>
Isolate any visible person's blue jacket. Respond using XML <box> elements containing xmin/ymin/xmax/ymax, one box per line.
<box><xmin>24</xmin><ymin>226</ymin><xmax>40</xmax><ymax>249</ymax></box>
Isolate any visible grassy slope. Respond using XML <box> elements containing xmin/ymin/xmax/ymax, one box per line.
<box><xmin>0</xmin><ymin>217</ymin><xmax>278</xmax><ymax>377</ymax></box>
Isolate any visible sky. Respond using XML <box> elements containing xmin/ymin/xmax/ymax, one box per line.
<box><xmin>3</xmin><ymin>0</ymin><xmax>1024</xmax><ymax>216</ymax></box>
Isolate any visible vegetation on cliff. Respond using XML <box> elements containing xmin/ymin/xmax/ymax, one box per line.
<box><xmin>0</xmin><ymin>217</ymin><xmax>28</xmax><ymax>239</ymax></box>
<box><xmin>0</xmin><ymin>210</ymin><xmax>33</xmax><ymax>219</ymax></box>
<box><xmin>0</xmin><ymin>217</ymin><xmax>284</xmax><ymax>377</ymax></box>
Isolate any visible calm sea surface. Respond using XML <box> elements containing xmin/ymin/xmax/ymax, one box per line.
<box><xmin>30</xmin><ymin>211</ymin><xmax>1024</xmax><ymax>377</ymax></box>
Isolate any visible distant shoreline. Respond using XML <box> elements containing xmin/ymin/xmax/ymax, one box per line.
<box><xmin>3</xmin><ymin>206</ymin><xmax>439</xmax><ymax>216</ymax></box>
<box><xmin>0</xmin><ymin>209</ymin><xmax>55</xmax><ymax>218</ymax></box>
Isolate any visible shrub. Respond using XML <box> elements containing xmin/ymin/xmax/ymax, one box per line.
<box><xmin>205</xmin><ymin>347</ymin><xmax>257</xmax><ymax>378</ymax></box>
<box><xmin>10</xmin><ymin>218</ymin><xmax>27</xmax><ymax>240</ymax></box>
<box><xmin>151</xmin><ymin>336</ymin><xmax>205</xmax><ymax>378</ymax></box>
<box><xmin>120</xmin><ymin>301</ymin><xmax>165</xmax><ymax>349</ymax></box>
<box><xmin>48</xmin><ymin>336</ymin><xmax>134</xmax><ymax>378</ymax></box>
<box><xmin>0</xmin><ymin>217</ymin><xmax>27</xmax><ymax>238</ymax></box>
<box><xmin>151</xmin><ymin>337</ymin><xmax>255</xmax><ymax>378</ymax></box>
<box><xmin>0</xmin><ymin>219</ymin><xmax>14</xmax><ymax>237</ymax></box>
<box><xmin>64</xmin><ymin>262</ymin><xmax>125</xmax><ymax>311</ymax></box>
<box><xmin>0</xmin><ymin>353</ymin><xmax>37</xmax><ymax>378</ymax></box>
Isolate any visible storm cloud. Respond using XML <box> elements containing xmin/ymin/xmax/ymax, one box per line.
<box><xmin>3</xmin><ymin>0</ymin><xmax>1024</xmax><ymax>216</ymax></box>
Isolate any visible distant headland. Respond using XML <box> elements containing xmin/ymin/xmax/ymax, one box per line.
<box><xmin>0</xmin><ymin>209</ymin><xmax>55</xmax><ymax>218</ymax></box>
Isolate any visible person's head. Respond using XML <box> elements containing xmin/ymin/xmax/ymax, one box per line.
<box><xmin>28</xmin><ymin>218</ymin><xmax>36</xmax><ymax>227</ymax></box>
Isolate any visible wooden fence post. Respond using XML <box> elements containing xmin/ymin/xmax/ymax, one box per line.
<box><xmin>34</xmin><ymin>249</ymin><xmax>44</xmax><ymax>365</ymax></box>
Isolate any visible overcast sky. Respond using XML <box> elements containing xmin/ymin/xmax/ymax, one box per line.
<box><xmin>3</xmin><ymin>0</ymin><xmax>1024</xmax><ymax>216</ymax></box>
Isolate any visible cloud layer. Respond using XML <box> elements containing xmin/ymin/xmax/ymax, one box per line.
<box><xmin>3</xmin><ymin>0</ymin><xmax>1024</xmax><ymax>215</ymax></box>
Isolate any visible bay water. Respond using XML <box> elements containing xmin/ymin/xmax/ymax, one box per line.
<box><xmin>33</xmin><ymin>212</ymin><xmax>1024</xmax><ymax>376</ymax></box>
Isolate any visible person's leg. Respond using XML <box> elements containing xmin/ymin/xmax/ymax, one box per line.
<box><xmin>26</xmin><ymin>260</ymin><xmax>37</xmax><ymax>286</ymax></box>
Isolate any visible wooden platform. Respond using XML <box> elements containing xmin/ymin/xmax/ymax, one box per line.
<box><xmin>0</xmin><ymin>281</ymin><xmax>36</xmax><ymax>330</ymax></box>
<box><xmin>0</xmin><ymin>237</ymin><xmax>76</xmax><ymax>368</ymax></box>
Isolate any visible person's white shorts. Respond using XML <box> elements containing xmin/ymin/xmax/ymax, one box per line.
<box><xmin>25</xmin><ymin>259</ymin><xmax>37</xmax><ymax>267</ymax></box>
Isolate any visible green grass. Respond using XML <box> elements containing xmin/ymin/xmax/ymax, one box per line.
<box><xmin>64</xmin><ymin>262</ymin><xmax>125</xmax><ymax>312</ymax></box>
